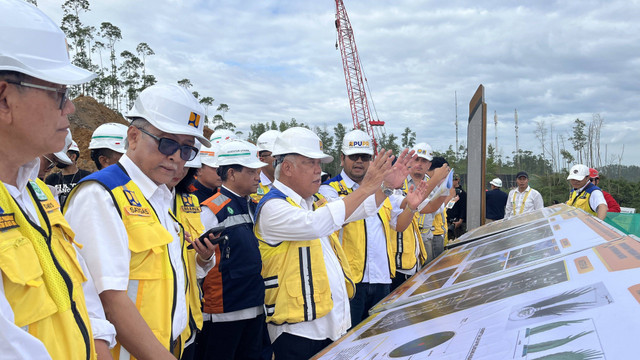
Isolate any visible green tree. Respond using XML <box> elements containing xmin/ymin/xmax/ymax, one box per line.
<box><xmin>61</xmin><ymin>0</ymin><xmax>95</xmax><ymax>96</ymax></box>
<box><xmin>569</xmin><ymin>118</ymin><xmax>587</xmax><ymax>164</ymax></box>
<box><xmin>177</xmin><ymin>78</ymin><xmax>192</xmax><ymax>89</ymax></box>
<box><xmin>199</xmin><ymin>96</ymin><xmax>215</xmax><ymax>124</ymax></box>
<box><xmin>135</xmin><ymin>42</ymin><xmax>154</xmax><ymax>89</ymax></box>
<box><xmin>99</xmin><ymin>22</ymin><xmax>122</xmax><ymax>110</ymax></box>
<box><xmin>119</xmin><ymin>50</ymin><xmax>142</xmax><ymax>109</ymax></box>
<box><xmin>400</xmin><ymin>127</ymin><xmax>416</xmax><ymax>148</ymax></box>
<box><xmin>377</xmin><ymin>132</ymin><xmax>399</xmax><ymax>155</ymax></box>
<box><xmin>325</xmin><ymin>123</ymin><xmax>348</xmax><ymax>177</ymax></box>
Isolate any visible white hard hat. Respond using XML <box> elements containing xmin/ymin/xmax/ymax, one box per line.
<box><xmin>68</xmin><ymin>140</ymin><xmax>79</xmax><ymax>153</ymax></box>
<box><xmin>88</xmin><ymin>122</ymin><xmax>127</xmax><ymax>153</ymax></box>
<box><xmin>126</xmin><ymin>84</ymin><xmax>211</xmax><ymax>147</ymax></box>
<box><xmin>53</xmin><ymin>129</ymin><xmax>73</xmax><ymax>165</ymax></box>
<box><xmin>200</xmin><ymin>143</ymin><xmax>220</xmax><ymax>168</ymax></box>
<box><xmin>342</xmin><ymin>129</ymin><xmax>373</xmax><ymax>156</ymax></box>
<box><xmin>567</xmin><ymin>164</ymin><xmax>590</xmax><ymax>181</ymax></box>
<box><xmin>272</xmin><ymin>127</ymin><xmax>333</xmax><ymax>164</ymax></box>
<box><xmin>185</xmin><ymin>141</ymin><xmax>202</xmax><ymax>168</ymax></box>
<box><xmin>412</xmin><ymin>142</ymin><xmax>433</xmax><ymax>161</ymax></box>
<box><xmin>209</xmin><ymin>129</ymin><xmax>238</xmax><ymax>144</ymax></box>
<box><xmin>256</xmin><ymin>130</ymin><xmax>281</xmax><ymax>153</ymax></box>
<box><xmin>217</xmin><ymin>140</ymin><xmax>267</xmax><ymax>169</ymax></box>
<box><xmin>490</xmin><ymin>178</ymin><xmax>502</xmax><ymax>187</ymax></box>
<box><xmin>0</xmin><ymin>0</ymin><xmax>96</xmax><ymax>85</ymax></box>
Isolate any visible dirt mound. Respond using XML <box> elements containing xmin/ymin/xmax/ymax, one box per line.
<box><xmin>68</xmin><ymin>95</ymin><xmax>213</xmax><ymax>172</ymax></box>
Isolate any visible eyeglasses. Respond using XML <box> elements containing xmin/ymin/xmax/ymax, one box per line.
<box><xmin>5</xmin><ymin>81</ymin><xmax>69</xmax><ymax>110</ymax></box>
<box><xmin>137</xmin><ymin>127</ymin><xmax>199</xmax><ymax>161</ymax></box>
<box><xmin>347</xmin><ymin>154</ymin><xmax>372</xmax><ymax>162</ymax></box>
<box><xmin>43</xmin><ymin>155</ymin><xmax>58</xmax><ymax>171</ymax></box>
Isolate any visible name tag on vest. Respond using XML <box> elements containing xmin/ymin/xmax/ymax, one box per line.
<box><xmin>125</xmin><ymin>206</ymin><xmax>151</xmax><ymax>217</ymax></box>
<box><xmin>181</xmin><ymin>206</ymin><xmax>201</xmax><ymax>214</ymax></box>
<box><xmin>41</xmin><ymin>199</ymin><xmax>60</xmax><ymax>213</ymax></box>
<box><xmin>0</xmin><ymin>213</ymin><xmax>19</xmax><ymax>231</ymax></box>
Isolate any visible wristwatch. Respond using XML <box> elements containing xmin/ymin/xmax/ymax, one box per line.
<box><xmin>381</xmin><ymin>183</ymin><xmax>394</xmax><ymax>197</ymax></box>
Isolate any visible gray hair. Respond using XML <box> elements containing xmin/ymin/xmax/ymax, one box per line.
<box><xmin>274</xmin><ymin>154</ymin><xmax>299</xmax><ymax>180</ymax></box>
<box><xmin>124</xmin><ymin>117</ymin><xmax>151</xmax><ymax>150</ymax></box>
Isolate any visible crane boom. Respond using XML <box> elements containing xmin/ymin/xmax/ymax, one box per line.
<box><xmin>335</xmin><ymin>0</ymin><xmax>384</xmax><ymax>151</ymax></box>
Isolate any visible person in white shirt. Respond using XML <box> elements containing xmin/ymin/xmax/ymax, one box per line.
<box><xmin>255</xmin><ymin>127</ymin><xmax>414</xmax><ymax>360</ymax></box>
<box><xmin>0</xmin><ymin>1</ymin><xmax>115</xmax><ymax>358</ymax></box>
<box><xmin>65</xmin><ymin>84</ymin><xmax>215</xmax><ymax>359</ymax></box>
<box><xmin>504</xmin><ymin>171</ymin><xmax>544</xmax><ymax>219</ymax></box>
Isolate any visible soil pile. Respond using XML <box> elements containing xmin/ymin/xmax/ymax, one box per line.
<box><xmin>68</xmin><ymin>95</ymin><xmax>213</xmax><ymax>172</ymax></box>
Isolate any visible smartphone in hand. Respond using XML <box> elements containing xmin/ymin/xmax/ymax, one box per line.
<box><xmin>187</xmin><ymin>225</ymin><xmax>226</xmax><ymax>249</ymax></box>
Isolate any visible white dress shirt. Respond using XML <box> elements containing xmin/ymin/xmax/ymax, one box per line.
<box><xmin>256</xmin><ymin>180</ymin><xmax>379</xmax><ymax>342</ymax></box>
<box><xmin>504</xmin><ymin>186</ymin><xmax>544</xmax><ymax>219</ymax></box>
<box><xmin>0</xmin><ymin>159</ymin><xmax>116</xmax><ymax>359</ymax></box>
<box><xmin>66</xmin><ymin>154</ymin><xmax>202</xmax><ymax>341</ymax></box>
<box><xmin>319</xmin><ymin>170</ymin><xmax>390</xmax><ymax>284</ymax></box>
<box><xmin>259</xmin><ymin>171</ymin><xmax>273</xmax><ymax>189</ymax></box>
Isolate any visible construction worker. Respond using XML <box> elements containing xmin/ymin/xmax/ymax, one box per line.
<box><xmin>319</xmin><ymin>129</ymin><xmax>395</xmax><ymax>327</ymax></box>
<box><xmin>485</xmin><ymin>177</ymin><xmax>507</xmax><ymax>222</ymax></box>
<box><xmin>169</xmin><ymin>151</ymin><xmax>212</xmax><ymax>360</ymax></box>
<box><xmin>88</xmin><ymin>122</ymin><xmax>127</xmax><ymax>170</ymax></box>
<box><xmin>589</xmin><ymin>168</ymin><xmax>621</xmax><ymax>213</ymax></box>
<box><xmin>423</xmin><ymin>157</ymin><xmax>453</xmax><ymax>260</ymax></box>
<box><xmin>504</xmin><ymin>171</ymin><xmax>544</xmax><ymax>219</ymax></box>
<box><xmin>187</xmin><ymin>143</ymin><xmax>221</xmax><ymax>203</ymax></box>
<box><xmin>403</xmin><ymin>143</ymin><xmax>449</xmax><ymax>263</ymax></box>
<box><xmin>0</xmin><ymin>0</ymin><xmax>115</xmax><ymax>358</ymax></box>
<box><xmin>389</xmin><ymin>159</ymin><xmax>449</xmax><ymax>290</ymax></box>
<box><xmin>254</xmin><ymin>127</ymin><xmax>414</xmax><ymax>360</ymax></box>
<box><xmin>253</xmin><ymin>129</ymin><xmax>280</xmax><ymax>202</ymax></box>
<box><xmin>64</xmin><ymin>84</ymin><xmax>216</xmax><ymax>359</ymax></box>
<box><xmin>38</xmin><ymin>129</ymin><xmax>73</xmax><ymax>181</ymax></box>
<box><xmin>566</xmin><ymin>164</ymin><xmax>607</xmax><ymax>220</ymax></box>
<box><xmin>198</xmin><ymin>140</ymin><xmax>268</xmax><ymax>360</ymax></box>
<box><xmin>45</xmin><ymin>139</ymin><xmax>92</xmax><ymax>205</ymax></box>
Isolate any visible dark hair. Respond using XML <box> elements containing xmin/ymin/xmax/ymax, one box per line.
<box><xmin>67</xmin><ymin>150</ymin><xmax>80</xmax><ymax>161</ymax></box>
<box><xmin>217</xmin><ymin>164</ymin><xmax>244</xmax><ymax>182</ymax></box>
<box><xmin>175</xmin><ymin>167</ymin><xmax>198</xmax><ymax>194</ymax></box>
<box><xmin>0</xmin><ymin>71</ymin><xmax>26</xmax><ymax>82</ymax></box>
<box><xmin>429</xmin><ymin>156</ymin><xmax>448</xmax><ymax>170</ymax></box>
<box><xmin>90</xmin><ymin>148</ymin><xmax>120</xmax><ymax>170</ymax></box>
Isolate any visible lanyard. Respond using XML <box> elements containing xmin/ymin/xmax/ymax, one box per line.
<box><xmin>512</xmin><ymin>188</ymin><xmax>532</xmax><ymax>215</ymax></box>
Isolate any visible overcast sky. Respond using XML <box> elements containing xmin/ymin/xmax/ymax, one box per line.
<box><xmin>40</xmin><ymin>0</ymin><xmax>640</xmax><ymax>167</ymax></box>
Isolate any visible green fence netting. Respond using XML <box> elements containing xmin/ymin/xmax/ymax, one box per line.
<box><xmin>605</xmin><ymin>212</ymin><xmax>640</xmax><ymax>237</ymax></box>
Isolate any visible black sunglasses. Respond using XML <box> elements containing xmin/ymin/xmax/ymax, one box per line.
<box><xmin>137</xmin><ymin>127</ymin><xmax>199</xmax><ymax>161</ymax></box>
<box><xmin>347</xmin><ymin>153</ymin><xmax>372</xmax><ymax>162</ymax></box>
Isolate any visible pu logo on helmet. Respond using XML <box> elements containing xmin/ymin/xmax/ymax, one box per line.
<box><xmin>418</xmin><ymin>149</ymin><xmax>426</xmax><ymax>154</ymax></box>
<box><xmin>188</xmin><ymin>112</ymin><xmax>201</xmax><ymax>128</ymax></box>
<box><xmin>349</xmin><ymin>141</ymin><xmax>370</xmax><ymax>147</ymax></box>
<box><xmin>319</xmin><ymin>141</ymin><xmax>323</xmax><ymax>151</ymax></box>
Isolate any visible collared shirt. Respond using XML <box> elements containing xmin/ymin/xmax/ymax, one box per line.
<box><xmin>569</xmin><ymin>183</ymin><xmax>606</xmax><ymax>212</ymax></box>
<box><xmin>201</xmin><ymin>185</ymin><xmax>263</xmax><ymax>323</ymax></box>
<box><xmin>256</xmin><ymin>180</ymin><xmax>378</xmax><ymax>342</ymax></box>
<box><xmin>66</xmin><ymin>154</ymin><xmax>195</xmax><ymax>341</ymax></box>
<box><xmin>504</xmin><ymin>186</ymin><xmax>544</xmax><ymax>219</ymax></box>
<box><xmin>259</xmin><ymin>171</ymin><xmax>273</xmax><ymax>189</ymax></box>
<box><xmin>319</xmin><ymin>170</ymin><xmax>390</xmax><ymax>284</ymax></box>
<box><xmin>1</xmin><ymin>159</ymin><xmax>116</xmax><ymax>358</ymax></box>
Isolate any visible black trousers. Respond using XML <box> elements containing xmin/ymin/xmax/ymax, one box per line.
<box><xmin>272</xmin><ymin>332</ymin><xmax>332</xmax><ymax>360</ymax></box>
<box><xmin>195</xmin><ymin>313</ymin><xmax>265</xmax><ymax>360</ymax></box>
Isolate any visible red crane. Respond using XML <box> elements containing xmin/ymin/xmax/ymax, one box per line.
<box><xmin>335</xmin><ymin>0</ymin><xmax>385</xmax><ymax>152</ymax></box>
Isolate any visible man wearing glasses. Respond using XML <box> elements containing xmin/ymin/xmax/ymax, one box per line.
<box><xmin>65</xmin><ymin>84</ymin><xmax>216</xmax><ymax>359</ymax></box>
<box><xmin>319</xmin><ymin>130</ymin><xmax>395</xmax><ymax>327</ymax></box>
<box><xmin>0</xmin><ymin>0</ymin><xmax>116</xmax><ymax>359</ymax></box>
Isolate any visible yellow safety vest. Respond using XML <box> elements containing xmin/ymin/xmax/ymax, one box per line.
<box><xmin>0</xmin><ymin>179</ymin><xmax>95</xmax><ymax>360</ymax></box>
<box><xmin>250</xmin><ymin>182</ymin><xmax>271</xmax><ymax>203</ymax></box>
<box><xmin>67</xmin><ymin>176</ymin><xmax>178</xmax><ymax>359</ymax></box>
<box><xmin>395</xmin><ymin>179</ymin><xmax>428</xmax><ymax>269</ymax></box>
<box><xmin>325</xmin><ymin>179</ymin><xmax>395</xmax><ymax>283</ymax></box>
<box><xmin>567</xmin><ymin>184</ymin><xmax>598</xmax><ymax>216</ymax></box>
<box><xmin>174</xmin><ymin>193</ymin><xmax>205</xmax><ymax>350</ymax></box>
<box><xmin>255</xmin><ymin>191</ymin><xmax>355</xmax><ymax>325</ymax></box>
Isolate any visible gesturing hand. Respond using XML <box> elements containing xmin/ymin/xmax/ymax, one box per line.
<box><xmin>360</xmin><ymin>148</ymin><xmax>394</xmax><ymax>194</ymax></box>
<box><xmin>406</xmin><ymin>180</ymin><xmax>429</xmax><ymax>211</ymax></box>
<box><xmin>383</xmin><ymin>148</ymin><xmax>416</xmax><ymax>189</ymax></box>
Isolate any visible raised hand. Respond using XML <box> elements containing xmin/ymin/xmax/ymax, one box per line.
<box><xmin>383</xmin><ymin>148</ymin><xmax>416</xmax><ymax>189</ymax></box>
<box><xmin>406</xmin><ymin>180</ymin><xmax>429</xmax><ymax>211</ymax></box>
<box><xmin>360</xmin><ymin>148</ymin><xmax>394</xmax><ymax>194</ymax></box>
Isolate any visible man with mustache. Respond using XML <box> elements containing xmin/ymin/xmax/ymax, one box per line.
<box><xmin>65</xmin><ymin>84</ymin><xmax>216</xmax><ymax>359</ymax></box>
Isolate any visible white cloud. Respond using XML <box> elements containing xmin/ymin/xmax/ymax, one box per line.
<box><xmin>39</xmin><ymin>0</ymin><xmax>640</xmax><ymax>165</ymax></box>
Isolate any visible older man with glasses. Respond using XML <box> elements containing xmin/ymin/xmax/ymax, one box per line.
<box><xmin>64</xmin><ymin>84</ymin><xmax>216</xmax><ymax>359</ymax></box>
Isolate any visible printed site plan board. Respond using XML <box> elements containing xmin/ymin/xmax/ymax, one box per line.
<box><xmin>312</xmin><ymin>205</ymin><xmax>640</xmax><ymax>360</ymax></box>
